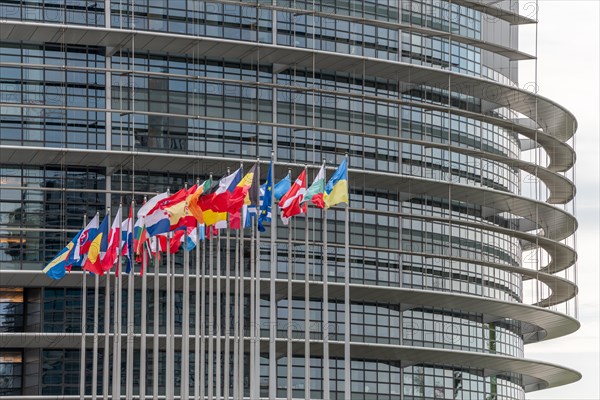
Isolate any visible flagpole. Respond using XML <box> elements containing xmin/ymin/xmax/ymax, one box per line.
<box><xmin>182</xmin><ymin>226</ymin><xmax>190</xmax><ymax>399</ymax></box>
<box><xmin>224</xmin><ymin>223</ymin><xmax>231</xmax><ymax>399</ymax></box>
<box><xmin>268</xmin><ymin>160</ymin><xmax>277</xmax><ymax>400</ymax></box>
<box><xmin>92</xmin><ymin>270</ymin><xmax>99</xmax><ymax>400</ymax></box>
<box><xmin>126</xmin><ymin>202</ymin><xmax>135</xmax><ymax>400</ymax></box>
<box><xmin>285</xmin><ymin>167</ymin><xmax>293</xmax><ymax>400</ymax></box>
<box><xmin>322</xmin><ymin>160</ymin><xmax>330</xmax><ymax>400</ymax></box>
<box><xmin>112</xmin><ymin>204</ymin><xmax>122</xmax><ymax>400</ymax></box>
<box><xmin>79</xmin><ymin>214</ymin><xmax>87</xmax><ymax>400</ymax></box>
<box><xmin>165</xmin><ymin>227</ymin><xmax>172</xmax><ymax>399</ymax></box>
<box><xmin>194</xmin><ymin>219</ymin><xmax>201</xmax><ymax>399</ymax></box>
<box><xmin>103</xmin><ymin>206</ymin><xmax>111</xmax><ymax>400</ymax></box>
<box><xmin>200</xmin><ymin>231</ymin><xmax>207</xmax><ymax>400</ymax></box>
<box><xmin>172</xmin><ymin>230</ymin><xmax>177</xmax><ymax>399</ymax></box>
<box><xmin>254</xmin><ymin>159</ymin><xmax>262</xmax><ymax>400</ymax></box>
<box><xmin>140</xmin><ymin>223</ymin><xmax>148</xmax><ymax>400</ymax></box>
<box><xmin>208</xmin><ymin>227</ymin><xmax>214</xmax><ymax>400</ymax></box>
<box><xmin>343</xmin><ymin>153</ymin><xmax>351</xmax><ymax>400</ymax></box>
<box><xmin>304</xmin><ymin>165</ymin><xmax>310</xmax><ymax>400</ymax></box>
<box><xmin>239</xmin><ymin>208</ymin><xmax>245</xmax><ymax>400</ymax></box>
<box><xmin>249</xmin><ymin>204</ymin><xmax>256</xmax><ymax>399</ymax></box>
<box><xmin>250</xmin><ymin>157</ymin><xmax>260</xmax><ymax>399</ymax></box>
<box><xmin>216</xmin><ymin>226</ymin><xmax>222</xmax><ymax>400</ymax></box>
<box><xmin>152</xmin><ymin>235</ymin><xmax>159</xmax><ymax>400</ymax></box>
<box><xmin>232</xmin><ymin>227</ymin><xmax>239</xmax><ymax>400</ymax></box>
<box><xmin>287</xmin><ymin>210</ymin><xmax>293</xmax><ymax>400</ymax></box>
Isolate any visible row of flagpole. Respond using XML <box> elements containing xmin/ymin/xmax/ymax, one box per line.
<box><xmin>66</xmin><ymin>155</ymin><xmax>349</xmax><ymax>399</ymax></box>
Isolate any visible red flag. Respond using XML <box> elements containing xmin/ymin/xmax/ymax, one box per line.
<box><xmin>279</xmin><ymin>170</ymin><xmax>307</xmax><ymax>224</ymax></box>
<box><xmin>101</xmin><ymin>206</ymin><xmax>122</xmax><ymax>274</ymax></box>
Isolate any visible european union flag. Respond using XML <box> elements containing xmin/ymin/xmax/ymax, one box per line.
<box><xmin>257</xmin><ymin>160</ymin><xmax>273</xmax><ymax>232</ymax></box>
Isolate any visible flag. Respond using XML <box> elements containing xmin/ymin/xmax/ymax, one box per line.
<box><xmin>274</xmin><ymin>173</ymin><xmax>291</xmax><ymax>200</ymax></box>
<box><xmin>228</xmin><ymin>164</ymin><xmax>257</xmax><ymax>213</ymax></box>
<box><xmin>302</xmin><ymin>164</ymin><xmax>326</xmax><ymax>208</ymax></box>
<box><xmin>43</xmin><ymin>230</ymin><xmax>82</xmax><ymax>280</ymax></box>
<box><xmin>199</xmin><ymin>169</ymin><xmax>242</xmax><ymax>213</ymax></box>
<box><xmin>137</xmin><ymin>191</ymin><xmax>168</xmax><ymax>218</ymax></box>
<box><xmin>186</xmin><ymin>227</ymin><xmax>199</xmax><ymax>251</ymax></box>
<box><xmin>258</xmin><ymin>160</ymin><xmax>273</xmax><ymax>232</ymax></box>
<box><xmin>133</xmin><ymin>215</ymin><xmax>146</xmax><ymax>257</ymax></box>
<box><xmin>169</xmin><ymin>230</ymin><xmax>186</xmax><ymax>254</ymax></box>
<box><xmin>279</xmin><ymin>170</ymin><xmax>307</xmax><ymax>224</ymax></box>
<box><xmin>83</xmin><ymin>214</ymin><xmax>109</xmax><ymax>275</ymax></box>
<box><xmin>323</xmin><ymin>159</ymin><xmax>349</xmax><ymax>208</ymax></box>
<box><xmin>242</xmin><ymin>164</ymin><xmax>261</xmax><ymax>228</ymax></box>
<box><xmin>73</xmin><ymin>213</ymin><xmax>99</xmax><ymax>262</ymax></box>
<box><xmin>188</xmin><ymin>179</ymin><xmax>211</xmax><ymax>224</ymax></box>
<box><xmin>101</xmin><ymin>206</ymin><xmax>122</xmax><ymax>273</ymax></box>
<box><xmin>121</xmin><ymin>203</ymin><xmax>134</xmax><ymax>274</ymax></box>
<box><xmin>166</xmin><ymin>184</ymin><xmax>200</xmax><ymax>231</ymax></box>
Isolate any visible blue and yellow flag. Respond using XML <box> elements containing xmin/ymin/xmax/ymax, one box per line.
<box><xmin>43</xmin><ymin>230</ymin><xmax>82</xmax><ymax>280</ymax></box>
<box><xmin>324</xmin><ymin>158</ymin><xmax>349</xmax><ymax>208</ymax></box>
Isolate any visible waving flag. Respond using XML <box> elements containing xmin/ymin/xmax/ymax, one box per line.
<box><xmin>279</xmin><ymin>170</ymin><xmax>307</xmax><ymax>224</ymax></box>
<box><xmin>324</xmin><ymin>159</ymin><xmax>349</xmax><ymax>208</ymax></box>
<box><xmin>145</xmin><ymin>185</ymin><xmax>196</xmax><ymax>236</ymax></box>
<box><xmin>43</xmin><ymin>230</ymin><xmax>82</xmax><ymax>280</ymax></box>
<box><xmin>200</xmin><ymin>169</ymin><xmax>242</xmax><ymax>213</ymax></box>
<box><xmin>303</xmin><ymin>164</ymin><xmax>326</xmax><ymax>208</ymax></box>
<box><xmin>137</xmin><ymin>191</ymin><xmax>168</xmax><ymax>218</ymax></box>
<box><xmin>186</xmin><ymin>227</ymin><xmax>199</xmax><ymax>251</ymax></box>
<box><xmin>188</xmin><ymin>179</ymin><xmax>211</xmax><ymax>224</ymax></box>
<box><xmin>274</xmin><ymin>173</ymin><xmax>291</xmax><ymax>200</ymax></box>
<box><xmin>101</xmin><ymin>206</ymin><xmax>122</xmax><ymax>274</ymax></box>
<box><xmin>228</xmin><ymin>164</ymin><xmax>257</xmax><ymax>213</ymax></box>
<box><xmin>83</xmin><ymin>214</ymin><xmax>109</xmax><ymax>275</ymax></box>
<box><xmin>73</xmin><ymin>213</ymin><xmax>100</xmax><ymax>262</ymax></box>
<box><xmin>258</xmin><ymin>160</ymin><xmax>273</xmax><ymax>232</ymax></box>
<box><xmin>166</xmin><ymin>184</ymin><xmax>200</xmax><ymax>231</ymax></box>
<box><xmin>121</xmin><ymin>204</ymin><xmax>134</xmax><ymax>273</ymax></box>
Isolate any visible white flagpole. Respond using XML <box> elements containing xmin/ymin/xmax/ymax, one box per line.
<box><xmin>233</xmin><ymin>227</ymin><xmax>240</xmax><ymax>399</ymax></box>
<box><xmin>254</xmin><ymin>160</ymin><xmax>262</xmax><ymax>399</ymax></box>
<box><xmin>343</xmin><ymin>153</ymin><xmax>351</xmax><ymax>400</ymax></box>
<box><xmin>216</xmin><ymin>227</ymin><xmax>222</xmax><ymax>400</ymax></box>
<box><xmin>126</xmin><ymin>202</ymin><xmax>135</xmax><ymax>400</ymax></box>
<box><xmin>152</xmin><ymin>236</ymin><xmax>159</xmax><ymax>400</ymax></box>
<box><xmin>194</xmin><ymin>220</ymin><xmax>201</xmax><ymax>399</ymax></box>
<box><xmin>268</xmin><ymin>161</ymin><xmax>277</xmax><ymax>400</ymax></box>
<box><xmin>239</xmin><ymin>211</ymin><xmax>245</xmax><ymax>399</ymax></box>
<box><xmin>165</xmin><ymin>229</ymin><xmax>172</xmax><ymax>399</ymax></box>
<box><xmin>103</xmin><ymin>207</ymin><xmax>111</xmax><ymax>400</ymax></box>
<box><xmin>92</xmin><ymin>270</ymin><xmax>99</xmax><ymax>400</ymax></box>
<box><xmin>208</xmin><ymin>228</ymin><xmax>214</xmax><ymax>400</ymax></box>
<box><xmin>322</xmin><ymin>161</ymin><xmax>330</xmax><ymax>400</ymax></box>
<box><xmin>200</xmin><ymin>233</ymin><xmax>207</xmax><ymax>400</ymax></box>
<box><xmin>140</xmin><ymin>223</ymin><xmax>148</xmax><ymax>400</ymax></box>
<box><xmin>287</xmin><ymin>213</ymin><xmax>293</xmax><ymax>400</ymax></box>
<box><xmin>113</xmin><ymin>204</ymin><xmax>123</xmax><ymax>399</ymax></box>
<box><xmin>171</xmin><ymin>238</ymin><xmax>177</xmax><ymax>398</ymax></box>
<box><xmin>79</xmin><ymin>214</ymin><xmax>88</xmax><ymax>400</ymax></box>
<box><xmin>225</xmin><ymin>224</ymin><xmax>232</xmax><ymax>399</ymax></box>
<box><xmin>249</xmin><ymin>207</ymin><xmax>256</xmax><ymax>399</ymax></box>
<box><xmin>182</xmin><ymin>227</ymin><xmax>190</xmax><ymax>399</ymax></box>
<box><xmin>304</xmin><ymin>168</ymin><xmax>311</xmax><ymax>400</ymax></box>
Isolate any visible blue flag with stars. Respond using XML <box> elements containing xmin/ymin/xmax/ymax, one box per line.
<box><xmin>257</xmin><ymin>160</ymin><xmax>273</xmax><ymax>232</ymax></box>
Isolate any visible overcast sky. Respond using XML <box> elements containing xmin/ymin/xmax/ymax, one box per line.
<box><xmin>517</xmin><ymin>1</ymin><xmax>599</xmax><ymax>399</ymax></box>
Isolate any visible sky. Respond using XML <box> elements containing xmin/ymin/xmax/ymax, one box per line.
<box><xmin>517</xmin><ymin>1</ymin><xmax>600</xmax><ymax>399</ymax></box>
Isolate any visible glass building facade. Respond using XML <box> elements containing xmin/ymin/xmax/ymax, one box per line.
<box><xmin>0</xmin><ymin>0</ymin><xmax>580</xmax><ymax>399</ymax></box>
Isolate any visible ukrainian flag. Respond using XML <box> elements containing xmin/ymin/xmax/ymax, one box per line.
<box><xmin>324</xmin><ymin>158</ymin><xmax>349</xmax><ymax>208</ymax></box>
<box><xmin>43</xmin><ymin>230</ymin><xmax>82</xmax><ymax>280</ymax></box>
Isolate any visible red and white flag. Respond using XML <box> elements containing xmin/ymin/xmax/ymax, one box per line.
<box><xmin>278</xmin><ymin>170</ymin><xmax>307</xmax><ymax>225</ymax></box>
<box><xmin>101</xmin><ymin>206</ymin><xmax>122</xmax><ymax>274</ymax></box>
